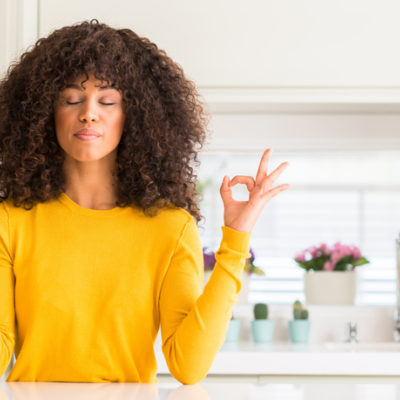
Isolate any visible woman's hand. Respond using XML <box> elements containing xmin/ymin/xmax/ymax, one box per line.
<box><xmin>220</xmin><ymin>148</ymin><xmax>290</xmax><ymax>233</ymax></box>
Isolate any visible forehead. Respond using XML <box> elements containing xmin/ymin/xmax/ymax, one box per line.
<box><xmin>64</xmin><ymin>82</ymin><xmax>116</xmax><ymax>91</ymax></box>
<box><xmin>63</xmin><ymin>74</ymin><xmax>117</xmax><ymax>91</ymax></box>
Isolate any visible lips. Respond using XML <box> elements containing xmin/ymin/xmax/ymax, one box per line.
<box><xmin>74</xmin><ymin>128</ymin><xmax>101</xmax><ymax>137</ymax></box>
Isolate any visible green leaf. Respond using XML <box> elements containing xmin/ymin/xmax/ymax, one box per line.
<box><xmin>353</xmin><ymin>257</ymin><xmax>369</xmax><ymax>267</ymax></box>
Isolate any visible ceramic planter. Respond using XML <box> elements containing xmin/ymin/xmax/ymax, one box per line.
<box><xmin>288</xmin><ymin>320</ymin><xmax>311</xmax><ymax>343</ymax></box>
<box><xmin>225</xmin><ymin>319</ymin><xmax>241</xmax><ymax>343</ymax></box>
<box><xmin>203</xmin><ymin>270</ymin><xmax>212</xmax><ymax>289</ymax></box>
<box><xmin>251</xmin><ymin>319</ymin><xmax>275</xmax><ymax>343</ymax></box>
<box><xmin>304</xmin><ymin>270</ymin><xmax>357</xmax><ymax>305</ymax></box>
<box><xmin>237</xmin><ymin>272</ymin><xmax>250</xmax><ymax>304</ymax></box>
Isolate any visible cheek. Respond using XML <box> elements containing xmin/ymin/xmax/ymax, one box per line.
<box><xmin>54</xmin><ymin>109</ymin><xmax>70</xmax><ymax>132</ymax></box>
<box><xmin>112</xmin><ymin>112</ymin><xmax>126</xmax><ymax>134</ymax></box>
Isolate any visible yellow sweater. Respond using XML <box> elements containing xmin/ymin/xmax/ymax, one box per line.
<box><xmin>0</xmin><ymin>192</ymin><xmax>251</xmax><ymax>384</ymax></box>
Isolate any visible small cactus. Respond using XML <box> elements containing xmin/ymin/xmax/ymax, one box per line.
<box><xmin>254</xmin><ymin>303</ymin><xmax>268</xmax><ymax>320</ymax></box>
<box><xmin>293</xmin><ymin>300</ymin><xmax>308</xmax><ymax>320</ymax></box>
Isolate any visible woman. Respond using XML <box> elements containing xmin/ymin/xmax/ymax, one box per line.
<box><xmin>0</xmin><ymin>20</ymin><xmax>289</xmax><ymax>384</ymax></box>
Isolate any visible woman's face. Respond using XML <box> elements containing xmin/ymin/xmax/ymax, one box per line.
<box><xmin>53</xmin><ymin>73</ymin><xmax>125</xmax><ymax>164</ymax></box>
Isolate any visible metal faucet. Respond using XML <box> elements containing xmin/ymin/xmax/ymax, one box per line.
<box><xmin>345</xmin><ymin>321</ymin><xmax>358</xmax><ymax>343</ymax></box>
<box><xmin>394</xmin><ymin>234</ymin><xmax>400</xmax><ymax>342</ymax></box>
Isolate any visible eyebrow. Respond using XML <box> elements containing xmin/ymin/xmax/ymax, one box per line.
<box><xmin>64</xmin><ymin>83</ymin><xmax>117</xmax><ymax>91</ymax></box>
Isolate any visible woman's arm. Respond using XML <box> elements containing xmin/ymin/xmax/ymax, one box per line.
<box><xmin>159</xmin><ymin>148</ymin><xmax>289</xmax><ymax>384</ymax></box>
<box><xmin>159</xmin><ymin>218</ymin><xmax>251</xmax><ymax>385</ymax></box>
<box><xmin>0</xmin><ymin>202</ymin><xmax>15</xmax><ymax>377</ymax></box>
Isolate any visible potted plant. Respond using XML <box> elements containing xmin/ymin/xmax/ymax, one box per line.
<box><xmin>294</xmin><ymin>242</ymin><xmax>369</xmax><ymax>305</ymax></box>
<box><xmin>203</xmin><ymin>247</ymin><xmax>265</xmax><ymax>304</ymax></box>
<box><xmin>251</xmin><ymin>303</ymin><xmax>275</xmax><ymax>343</ymax></box>
<box><xmin>202</xmin><ymin>247</ymin><xmax>216</xmax><ymax>288</ymax></box>
<box><xmin>238</xmin><ymin>248</ymin><xmax>265</xmax><ymax>304</ymax></box>
<box><xmin>288</xmin><ymin>300</ymin><xmax>311</xmax><ymax>344</ymax></box>
<box><xmin>224</xmin><ymin>314</ymin><xmax>241</xmax><ymax>343</ymax></box>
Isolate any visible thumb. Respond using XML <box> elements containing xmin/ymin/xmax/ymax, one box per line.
<box><xmin>220</xmin><ymin>176</ymin><xmax>233</xmax><ymax>203</ymax></box>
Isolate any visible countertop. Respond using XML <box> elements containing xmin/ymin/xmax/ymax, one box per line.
<box><xmin>1</xmin><ymin>381</ymin><xmax>399</xmax><ymax>399</ymax></box>
<box><xmin>156</xmin><ymin>341</ymin><xmax>400</xmax><ymax>376</ymax></box>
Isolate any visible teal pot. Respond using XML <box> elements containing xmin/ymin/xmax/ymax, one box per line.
<box><xmin>289</xmin><ymin>320</ymin><xmax>311</xmax><ymax>343</ymax></box>
<box><xmin>225</xmin><ymin>319</ymin><xmax>241</xmax><ymax>343</ymax></box>
<box><xmin>251</xmin><ymin>319</ymin><xmax>275</xmax><ymax>343</ymax></box>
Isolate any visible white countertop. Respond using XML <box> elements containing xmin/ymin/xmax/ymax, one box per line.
<box><xmin>1</xmin><ymin>381</ymin><xmax>399</xmax><ymax>399</ymax></box>
<box><xmin>156</xmin><ymin>341</ymin><xmax>400</xmax><ymax>376</ymax></box>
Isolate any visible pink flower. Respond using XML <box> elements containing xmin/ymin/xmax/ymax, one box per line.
<box><xmin>342</xmin><ymin>245</ymin><xmax>353</xmax><ymax>257</ymax></box>
<box><xmin>323</xmin><ymin>261</ymin><xmax>335</xmax><ymax>271</ymax></box>
<box><xmin>320</xmin><ymin>243</ymin><xmax>331</xmax><ymax>255</ymax></box>
<box><xmin>330</xmin><ymin>250</ymin><xmax>344</xmax><ymax>266</ymax></box>
<box><xmin>294</xmin><ymin>241</ymin><xmax>368</xmax><ymax>272</ymax></box>
<box><xmin>333</xmin><ymin>242</ymin><xmax>343</xmax><ymax>252</ymax></box>
<box><xmin>309</xmin><ymin>246</ymin><xmax>319</xmax><ymax>258</ymax></box>
<box><xmin>295</xmin><ymin>251</ymin><xmax>307</xmax><ymax>262</ymax></box>
<box><xmin>351</xmin><ymin>246</ymin><xmax>361</xmax><ymax>259</ymax></box>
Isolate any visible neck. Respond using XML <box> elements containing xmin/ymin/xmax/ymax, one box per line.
<box><xmin>62</xmin><ymin>156</ymin><xmax>118</xmax><ymax>210</ymax></box>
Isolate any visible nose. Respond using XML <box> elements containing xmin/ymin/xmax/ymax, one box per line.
<box><xmin>78</xmin><ymin>102</ymin><xmax>99</xmax><ymax>123</ymax></box>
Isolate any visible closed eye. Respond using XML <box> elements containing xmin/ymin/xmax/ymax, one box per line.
<box><xmin>66</xmin><ymin>101</ymin><xmax>116</xmax><ymax>106</ymax></box>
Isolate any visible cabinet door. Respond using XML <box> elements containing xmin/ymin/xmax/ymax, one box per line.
<box><xmin>39</xmin><ymin>0</ymin><xmax>400</xmax><ymax>88</ymax></box>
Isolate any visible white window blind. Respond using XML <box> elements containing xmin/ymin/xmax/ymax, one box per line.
<box><xmin>197</xmin><ymin>150</ymin><xmax>400</xmax><ymax>306</ymax></box>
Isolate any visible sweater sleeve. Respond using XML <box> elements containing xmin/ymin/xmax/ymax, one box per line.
<box><xmin>159</xmin><ymin>216</ymin><xmax>251</xmax><ymax>384</ymax></box>
<box><xmin>0</xmin><ymin>202</ymin><xmax>15</xmax><ymax>377</ymax></box>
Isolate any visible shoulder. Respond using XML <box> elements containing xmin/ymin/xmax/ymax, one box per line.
<box><xmin>0</xmin><ymin>197</ymin><xmax>35</xmax><ymax>219</ymax></box>
<box><xmin>0</xmin><ymin>198</ymin><xmax>15</xmax><ymax>218</ymax></box>
<box><xmin>153</xmin><ymin>204</ymin><xmax>196</xmax><ymax>232</ymax></box>
<box><xmin>146</xmin><ymin>203</ymin><xmax>199</xmax><ymax>246</ymax></box>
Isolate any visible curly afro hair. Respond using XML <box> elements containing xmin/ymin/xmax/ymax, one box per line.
<box><xmin>0</xmin><ymin>19</ymin><xmax>210</xmax><ymax>223</ymax></box>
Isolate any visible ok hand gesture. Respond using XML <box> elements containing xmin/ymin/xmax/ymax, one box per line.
<box><xmin>220</xmin><ymin>148</ymin><xmax>290</xmax><ymax>233</ymax></box>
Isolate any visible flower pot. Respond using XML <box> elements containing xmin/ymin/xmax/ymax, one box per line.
<box><xmin>203</xmin><ymin>270</ymin><xmax>212</xmax><ymax>289</ymax></box>
<box><xmin>304</xmin><ymin>270</ymin><xmax>357</xmax><ymax>305</ymax></box>
<box><xmin>237</xmin><ymin>272</ymin><xmax>250</xmax><ymax>304</ymax></box>
<box><xmin>251</xmin><ymin>319</ymin><xmax>275</xmax><ymax>343</ymax></box>
<box><xmin>288</xmin><ymin>320</ymin><xmax>311</xmax><ymax>343</ymax></box>
<box><xmin>225</xmin><ymin>319</ymin><xmax>241</xmax><ymax>343</ymax></box>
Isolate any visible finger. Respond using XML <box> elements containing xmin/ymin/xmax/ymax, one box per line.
<box><xmin>229</xmin><ymin>175</ymin><xmax>256</xmax><ymax>192</ymax></box>
<box><xmin>219</xmin><ymin>175</ymin><xmax>234</xmax><ymax>204</ymax></box>
<box><xmin>264</xmin><ymin>161</ymin><xmax>290</xmax><ymax>187</ymax></box>
<box><xmin>255</xmin><ymin>148</ymin><xmax>272</xmax><ymax>184</ymax></box>
<box><xmin>264</xmin><ymin>184</ymin><xmax>291</xmax><ymax>199</ymax></box>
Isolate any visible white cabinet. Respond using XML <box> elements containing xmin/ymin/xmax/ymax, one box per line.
<box><xmin>38</xmin><ymin>0</ymin><xmax>400</xmax><ymax>88</ymax></box>
<box><xmin>3</xmin><ymin>1</ymin><xmax>400</xmax><ymax>150</ymax></box>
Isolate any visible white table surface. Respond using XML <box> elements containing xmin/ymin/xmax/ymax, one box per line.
<box><xmin>156</xmin><ymin>341</ymin><xmax>400</xmax><ymax>376</ymax></box>
<box><xmin>1</xmin><ymin>381</ymin><xmax>400</xmax><ymax>400</ymax></box>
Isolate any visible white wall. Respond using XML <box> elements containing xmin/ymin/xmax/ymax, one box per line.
<box><xmin>0</xmin><ymin>0</ymin><xmax>38</xmax><ymax>79</ymax></box>
<box><xmin>2</xmin><ymin>1</ymin><xmax>400</xmax><ymax>152</ymax></box>
<box><xmin>206</xmin><ymin>112</ymin><xmax>400</xmax><ymax>152</ymax></box>
<box><xmin>0</xmin><ymin>0</ymin><xmax>17</xmax><ymax>78</ymax></box>
<box><xmin>3</xmin><ymin>1</ymin><xmax>400</xmax><ymax>88</ymax></box>
<box><xmin>37</xmin><ymin>0</ymin><xmax>400</xmax><ymax>87</ymax></box>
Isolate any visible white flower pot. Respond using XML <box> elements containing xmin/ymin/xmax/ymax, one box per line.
<box><xmin>203</xmin><ymin>270</ymin><xmax>250</xmax><ymax>304</ymax></box>
<box><xmin>237</xmin><ymin>272</ymin><xmax>250</xmax><ymax>304</ymax></box>
<box><xmin>203</xmin><ymin>270</ymin><xmax>212</xmax><ymax>289</ymax></box>
<box><xmin>304</xmin><ymin>270</ymin><xmax>357</xmax><ymax>305</ymax></box>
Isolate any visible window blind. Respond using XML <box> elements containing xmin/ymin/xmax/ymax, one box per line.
<box><xmin>197</xmin><ymin>150</ymin><xmax>400</xmax><ymax>306</ymax></box>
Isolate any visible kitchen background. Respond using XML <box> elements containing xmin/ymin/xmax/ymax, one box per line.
<box><xmin>2</xmin><ymin>0</ymin><xmax>400</xmax><ymax>382</ymax></box>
